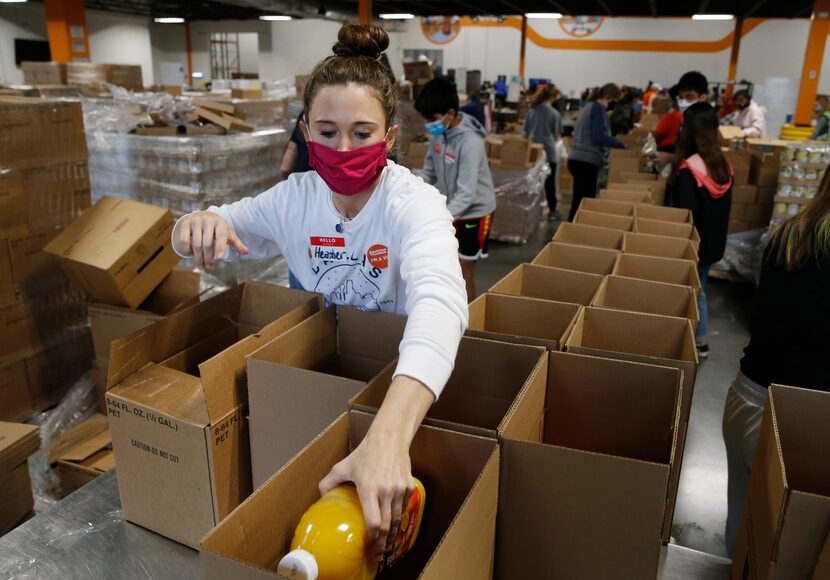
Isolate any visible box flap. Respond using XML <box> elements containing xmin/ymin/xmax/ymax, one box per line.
<box><xmin>613</xmin><ymin>253</ymin><xmax>700</xmax><ymax>290</ymax></box>
<box><xmin>138</xmin><ymin>269</ymin><xmax>201</xmax><ymax>315</ymax></box>
<box><xmin>107</xmin><ymin>285</ymin><xmax>245</xmax><ymax>389</ymax></box>
<box><xmin>468</xmin><ymin>293</ymin><xmax>580</xmax><ymax>348</ymax></box>
<box><xmin>0</xmin><ymin>421</ymin><xmax>39</xmax><ymax>469</ymax></box>
<box><xmin>90</xmin><ymin>450</ymin><xmax>116</xmax><ymax>472</ymax></box>
<box><xmin>43</xmin><ymin>196</ymin><xmax>170</xmax><ymax>270</ymax></box>
<box><xmin>592</xmin><ymin>275</ymin><xmax>699</xmax><ymax>322</ymax></box>
<box><xmin>110</xmin><ymin>363</ymin><xmax>210</xmax><ymax>426</ymax></box>
<box><xmin>579</xmin><ymin>197</ymin><xmax>635</xmax><ymax>216</ymax></box>
<box><xmin>553</xmin><ymin>222</ymin><xmax>625</xmax><ymax>250</ymax></box>
<box><xmin>490</xmin><ymin>264</ymin><xmax>603</xmax><ymax>306</ymax></box>
<box><xmin>247</xmin><ymin>307</ymin><xmax>337</xmax><ymax>371</ymax></box>
<box><xmin>599</xmin><ymin>189</ymin><xmax>652</xmax><ymax>204</ymax></box>
<box><xmin>623</xmin><ymin>232</ymin><xmax>698</xmax><ymax>262</ymax></box>
<box><xmin>574</xmin><ymin>209</ymin><xmax>634</xmax><ymax>231</ymax></box>
<box><xmin>336</xmin><ymin>306</ymin><xmax>406</xmax><ymax>362</ymax></box>
<box><xmin>61</xmin><ymin>430</ymin><xmax>112</xmax><ymax>462</ymax></box>
<box><xmin>532</xmin><ymin>242</ymin><xmax>619</xmax><ymax>275</ymax></box>
<box><xmin>635</xmin><ymin>203</ymin><xmax>693</xmax><ymax>224</ymax></box>
<box><xmin>49</xmin><ymin>413</ymin><xmax>109</xmax><ymax>464</ymax></box>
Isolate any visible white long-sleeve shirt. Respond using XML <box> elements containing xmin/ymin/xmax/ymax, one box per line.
<box><xmin>171</xmin><ymin>161</ymin><xmax>468</xmax><ymax>399</ymax></box>
<box><xmin>734</xmin><ymin>101</ymin><xmax>766</xmax><ymax>138</ymax></box>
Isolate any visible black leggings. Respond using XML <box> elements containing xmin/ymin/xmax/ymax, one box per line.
<box><xmin>567</xmin><ymin>159</ymin><xmax>600</xmax><ymax>221</ymax></box>
<box><xmin>545</xmin><ymin>161</ymin><xmax>558</xmax><ymax>213</ymax></box>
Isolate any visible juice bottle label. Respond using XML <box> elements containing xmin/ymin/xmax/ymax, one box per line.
<box><xmin>379</xmin><ymin>481</ymin><xmax>425</xmax><ymax>572</ymax></box>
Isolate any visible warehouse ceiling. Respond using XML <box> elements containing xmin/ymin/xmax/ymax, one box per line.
<box><xmin>45</xmin><ymin>0</ymin><xmax>820</xmax><ymax>20</ymax></box>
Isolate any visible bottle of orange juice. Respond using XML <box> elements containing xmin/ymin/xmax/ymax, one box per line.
<box><xmin>277</xmin><ymin>478</ymin><xmax>426</xmax><ymax>580</ymax></box>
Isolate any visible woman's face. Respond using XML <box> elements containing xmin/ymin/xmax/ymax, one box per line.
<box><xmin>303</xmin><ymin>83</ymin><xmax>397</xmax><ymax>152</ymax></box>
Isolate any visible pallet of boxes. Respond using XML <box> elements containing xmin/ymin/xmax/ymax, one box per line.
<box><xmin>724</xmin><ymin>141</ymin><xmax>778</xmax><ymax>234</ymax></box>
<box><xmin>0</xmin><ymin>421</ymin><xmax>39</xmax><ymax>534</ymax></box>
<box><xmin>0</xmin><ymin>97</ymin><xmax>94</xmax><ymax>423</ymax></box>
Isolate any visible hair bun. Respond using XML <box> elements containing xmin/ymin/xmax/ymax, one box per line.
<box><xmin>332</xmin><ymin>24</ymin><xmax>389</xmax><ymax>59</ymax></box>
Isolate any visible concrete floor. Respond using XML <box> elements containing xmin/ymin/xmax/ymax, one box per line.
<box><xmin>475</xmin><ymin>212</ymin><xmax>755</xmax><ymax>559</ymax></box>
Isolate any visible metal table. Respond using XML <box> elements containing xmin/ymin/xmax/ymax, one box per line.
<box><xmin>0</xmin><ymin>471</ymin><xmax>731</xmax><ymax>579</ymax></box>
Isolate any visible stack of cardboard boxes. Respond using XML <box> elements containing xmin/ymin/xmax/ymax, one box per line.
<box><xmin>0</xmin><ymin>421</ymin><xmax>39</xmax><ymax>535</ymax></box>
<box><xmin>0</xmin><ymin>98</ymin><xmax>94</xmax><ymax>422</ymax></box>
<box><xmin>725</xmin><ymin>147</ymin><xmax>778</xmax><ymax>234</ymax></box>
<box><xmin>66</xmin><ymin>63</ymin><xmax>144</xmax><ymax>92</ymax></box>
<box><xmin>485</xmin><ymin>135</ymin><xmax>545</xmax><ymax>171</ymax></box>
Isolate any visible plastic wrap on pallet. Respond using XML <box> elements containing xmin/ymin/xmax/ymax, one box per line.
<box><xmin>713</xmin><ymin>229</ymin><xmax>767</xmax><ymax>285</ymax></box>
<box><xmin>86</xmin><ymin>128</ymin><xmax>287</xmax><ymax>217</ymax></box>
<box><xmin>489</xmin><ymin>155</ymin><xmax>550</xmax><ymax>244</ymax></box>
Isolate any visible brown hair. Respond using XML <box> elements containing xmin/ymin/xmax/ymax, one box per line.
<box><xmin>590</xmin><ymin>83</ymin><xmax>620</xmax><ymax>101</ymax></box>
<box><xmin>532</xmin><ymin>85</ymin><xmax>558</xmax><ymax>108</ymax></box>
<box><xmin>303</xmin><ymin>24</ymin><xmax>397</xmax><ymax>128</ymax></box>
<box><xmin>768</xmin><ymin>164</ymin><xmax>830</xmax><ymax>270</ymax></box>
<box><xmin>817</xmin><ymin>94</ymin><xmax>830</xmax><ymax>112</ymax></box>
<box><xmin>673</xmin><ymin>102</ymin><xmax>731</xmax><ymax>185</ymax></box>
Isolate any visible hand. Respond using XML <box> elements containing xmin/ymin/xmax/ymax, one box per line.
<box><xmin>174</xmin><ymin>211</ymin><xmax>249</xmax><ymax>270</ymax></box>
<box><xmin>318</xmin><ymin>376</ymin><xmax>434</xmax><ymax>560</ymax></box>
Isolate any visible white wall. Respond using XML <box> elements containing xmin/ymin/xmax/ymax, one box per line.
<box><xmin>268</xmin><ymin>19</ymin><xmax>344</xmax><ymax>80</ymax></box>
<box><xmin>238</xmin><ymin>32</ymin><xmax>259</xmax><ymax>74</ymax></box>
<box><xmin>150</xmin><ymin>23</ymin><xmax>187</xmax><ymax>85</ymax></box>
<box><xmin>87</xmin><ymin>10</ymin><xmax>154</xmax><ymax>85</ymax></box>
<box><xmin>0</xmin><ymin>3</ymin><xmax>47</xmax><ymax>84</ymax></box>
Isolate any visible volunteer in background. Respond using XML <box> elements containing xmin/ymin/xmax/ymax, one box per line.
<box><xmin>643</xmin><ymin>82</ymin><xmax>662</xmax><ymax>114</ymax></box>
<box><xmin>671</xmin><ymin>102</ymin><xmax>733</xmax><ymax>360</ymax></box>
<box><xmin>723</xmin><ymin>169</ymin><xmax>830</xmax><ymax>556</ymax></box>
<box><xmin>172</xmin><ymin>24</ymin><xmax>468</xmax><ymax>559</ymax></box>
<box><xmin>567</xmin><ymin>83</ymin><xmax>626</xmax><ymax>221</ymax></box>
<box><xmin>809</xmin><ymin>94</ymin><xmax>830</xmax><ymax>140</ymax></box>
<box><xmin>610</xmin><ymin>88</ymin><xmax>642</xmax><ymax>136</ymax></box>
<box><xmin>731</xmin><ymin>90</ymin><xmax>766</xmax><ymax>139</ymax></box>
<box><xmin>655</xmin><ymin>86</ymin><xmax>683</xmax><ymax>154</ymax></box>
<box><xmin>524</xmin><ymin>84</ymin><xmax>564</xmax><ymax>221</ymax></box>
<box><xmin>459</xmin><ymin>90</ymin><xmax>487</xmax><ymax>129</ymax></box>
<box><xmin>279</xmin><ymin>110</ymin><xmax>312</xmax><ymax>290</ymax></box>
<box><xmin>415</xmin><ymin>78</ymin><xmax>497</xmax><ymax>301</ymax></box>
<box><xmin>676</xmin><ymin>71</ymin><xmax>710</xmax><ymax>112</ymax></box>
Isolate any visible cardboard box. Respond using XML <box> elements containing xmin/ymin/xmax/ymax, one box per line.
<box><xmin>725</xmin><ymin>150</ymin><xmax>752</xmax><ymax>186</ymax></box>
<box><xmin>608</xmin><ymin>150</ymin><xmax>642</xmax><ymax>182</ymax></box>
<box><xmin>635</xmin><ymin>217</ymin><xmax>701</xmax><ymax>250</ymax></box>
<box><xmin>500</xmin><ymin>136</ymin><xmax>531</xmax><ymax>166</ymax></box>
<box><xmin>201</xmin><ymin>411</ymin><xmax>500</xmax><ymax>580</ymax></box>
<box><xmin>136</xmin><ymin>124</ymin><xmax>181</xmax><ymax>136</ymax></box>
<box><xmin>44</xmin><ymin>196</ymin><xmax>180</xmax><ymax>309</ymax></box>
<box><xmin>496</xmin><ymin>351</ymin><xmax>681</xmax><ymax>579</ymax></box>
<box><xmin>732</xmin><ymin>185</ymin><xmax>760</xmax><ymax>205</ymax></box>
<box><xmin>0</xmin><ymin>360</ymin><xmax>33</xmax><ymax>422</ymax></box>
<box><xmin>719</xmin><ymin>126</ymin><xmax>744</xmax><ymax>142</ymax></box>
<box><xmin>231</xmin><ymin>88</ymin><xmax>263</xmax><ymax>100</ymax></box>
<box><xmin>22</xmin><ymin>61</ymin><xmax>67</xmax><ymax>85</ymax></box>
<box><xmin>489</xmin><ymin>264</ymin><xmax>604</xmax><ymax>306</ymax></box>
<box><xmin>599</xmin><ymin>189</ymin><xmax>653</xmax><ymax>204</ymax></box>
<box><xmin>564</xmin><ymin>307</ymin><xmax>697</xmax><ymax>542</ymax></box>
<box><xmin>246</xmin><ymin>306</ymin><xmax>406</xmax><ymax>488</ymax></box>
<box><xmin>467</xmin><ymin>293</ymin><xmax>581</xmax><ymax>351</ymax></box>
<box><xmin>745</xmin><ymin>203</ymin><xmax>773</xmax><ymax>225</ymax></box>
<box><xmin>552</xmin><ymin>222</ymin><xmax>625</xmax><ymax>250</ymax></box>
<box><xmin>613</xmin><ymin>253</ymin><xmax>701</xmax><ymax>295</ymax></box>
<box><xmin>635</xmin><ymin>203</ymin><xmax>693</xmax><ymax>224</ymax></box>
<box><xmin>623</xmin><ymin>232</ymin><xmax>699</xmax><ymax>262</ymax></box>
<box><xmin>407</xmin><ymin>140</ymin><xmax>430</xmax><ymax>170</ymax></box>
<box><xmin>731</xmin><ymin>202</ymin><xmax>748</xmax><ymax>222</ymax></box>
<box><xmin>89</xmin><ymin>269</ymin><xmax>201</xmax><ymax>371</ymax></box>
<box><xmin>622</xmin><ymin>171</ymin><xmax>657</xmax><ymax>182</ymax></box>
<box><xmin>591</xmin><ymin>275</ymin><xmax>699</xmax><ymax>329</ymax></box>
<box><xmin>606</xmin><ymin>181</ymin><xmax>653</xmax><ymax>193</ymax></box>
<box><xmin>0</xmin><ymin>420</ymin><xmax>39</xmax><ymax>536</ymax></box>
<box><xmin>352</xmin><ymin>336</ymin><xmax>547</xmax><ymax>441</ymax></box>
<box><xmin>531</xmin><ymin>242</ymin><xmax>619</xmax><ymax>275</ymax></box>
<box><xmin>756</xmin><ymin>186</ymin><xmax>776</xmax><ymax>206</ymax></box>
<box><xmin>49</xmin><ymin>413</ymin><xmax>113</xmax><ymax>496</ymax></box>
<box><xmin>750</xmin><ymin>153</ymin><xmax>779</xmax><ymax>187</ymax></box>
<box><xmin>579</xmin><ymin>197</ymin><xmax>636</xmax><ymax>216</ymax></box>
<box><xmin>104</xmin><ymin>283</ymin><xmax>322</xmax><ymax>548</ymax></box>
<box><xmin>731</xmin><ymin>385</ymin><xmax>830</xmax><ymax>580</ymax></box>
<box><xmin>573</xmin><ymin>209</ymin><xmax>634</xmax><ymax>231</ymax></box>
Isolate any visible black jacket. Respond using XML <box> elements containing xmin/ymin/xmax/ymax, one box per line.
<box><xmin>673</xmin><ymin>167</ymin><xmax>732</xmax><ymax>265</ymax></box>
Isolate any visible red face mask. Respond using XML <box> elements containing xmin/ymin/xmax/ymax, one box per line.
<box><xmin>306</xmin><ymin>133</ymin><xmax>389</xmax><ymax>197</ymax></box>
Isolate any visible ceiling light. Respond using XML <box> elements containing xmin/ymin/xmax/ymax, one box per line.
<box><xmin>259</xmin><ymin>15</ymin><xmax>293</xmax><ymax>21</ymax></box>
<box><xmin>0</xmin><ymin>1</ymin><xmax>29</xmax><ymax>3</ymax></box>
<box><xmin>692</xmin><ymin>14</ymin><xmax>734</xmax><ymax>20</ymax></box>
<box><xmin>526</xmin><ymin>13</ymin><xmax>563</xmax><ymax>19</ymax></box>
<box><xmin>154</xmin><ymin>17</ymin><xmax>185</xmax><ymax>23</ymax></box>
<box><xmin>379</xmin><ymin>13</ymin><xmax>415</xmax><ymax>20</ymax></box>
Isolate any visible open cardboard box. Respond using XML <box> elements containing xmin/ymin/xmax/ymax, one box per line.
<box><xmin>552</xmin><ymin>222</ymin><xmax>625</xmax><ymax>251</ymax></box>
<box><xmin>613</xmin><ymin>253</ymin><xmax>701</xmax><ymax>295</ymax></box>
<box><xmin>564</xmin><ymin>307</ymin><xmax>697</xmax><ymax>542</ymax></box>
<box><xmin>51</xmin><ymin>413</ymin><xmax>114</xmax><ymax>496</ymax></box>
<box><xmin>489</xmin><ymin>263</ymin><xmax>604</xmax><ymax>306</ymax></box>
<box><xmin>531</xmin><ymin>242</ymin><xmax>619</xmax><ymax>275</ymax></box>
<box><xmin>573</xmin><ymin>209</ymin><xmax>635</xmax><ymax>231</ymax></box>
<box><xmin>623</xmin><ymin>232</ymin><xmax>699</xmax><ymax>262</ymax></box>
<box><xmin>44</xmin><ymin>196</ymin><xmax>181</xmax><ymax>308</ymax></box>
<box><xmin>200</xmin><ymin>411</ymin><xmax>500</xmax><ymax>580</ymax></box>
<box><xmin>635</xmin><ymin>217</ymin><xmax>701</xmax><ymax>251</ymax></box>
<box><xmin>607</xmin><ymin>182</ymin><xmax>654</xmax><ymax>194</ymax></box>
<box><xmin>599</xmin><ymin>189</ymin><xmax>653</xmax><ymax>204</ymax></box>
<box><xmin>635</xmin><ymin>203</ymin><xmax>693</xmax><ymax>224</ymax></box>
<box><xmin>352</xmin><ymin>336</ymin><xmax>548</xmax><ymax>442</ymax></box>
<box><xmin>732</xmin><ymin>384</ymin><xmax>830</xmax><ymax>580</ymax></box>
<box><xmin>105</xmin><ymin>283</ymin><xmax>323</xmax><ymax>548</ymax></box>
<box><xmin>496</xmin><ymin>351</ymin><xmax>681</xmax><ymax>579</ymax></box>
<box><xmin>246</xmin><ymin>306</ymin><xmax>406</xmax><ymax>488</ymax></box>
<box><xmin>591</xmin><ymin>275</ymin><xmax>700</xmax><ymax>330</ymax></box>
<box><xmin>578</xmin><ymin>197</ymin><xmax>636</xmax><ymax>216</ymax></box>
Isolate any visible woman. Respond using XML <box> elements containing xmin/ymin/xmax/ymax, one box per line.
<box><xmin>567</xmin><ymin>83</ymin><xmax>626</xmax><ymax>221</ymax></box>
<box><xmin>524</xmin><ymin>85</ymin><xmax>564</xmax><ymax>221</ymax></box>
<box><xmin>609</xmin><ymin>88</ymin><xmax>641</xmax><ymax>136</ymax></box>
<box><xmin>172</xmin><ymin>24</ymin><xmax>467</xmax><ymax>559</ymax></box>
<box><xmin>723</xmin><ymin>165</ymin><xmax>830</xmax><ymax>556</ymax></box>
<box><xmin>809</xmin><ymin>94</ymin><xmax>830</xmax><ymax>141</ymax></box>
<box><xmin>672</xmin><ymin>102</ymin><xmax>733</xmax><ymax>359</ymax></box>
<box><xmin>655</xmin><ymin>85</ymin><xmax>683</xmax><ymax>154</ymax></box>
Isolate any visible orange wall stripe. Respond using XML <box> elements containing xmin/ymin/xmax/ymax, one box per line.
<box><xmin>795</xmin><ymin>1</ymin><xmax>830</xmax><ymax>125</ymax></box>
<box><xmin>456</xmin><ymin>16</ymin><xmax>764</xmax><ymax>54</ymax></box>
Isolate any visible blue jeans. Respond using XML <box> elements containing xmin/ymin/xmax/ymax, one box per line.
<box><xmin>288</xmin><ymin>271</ymin><xmax>304</xmax><ymax>290</ymax></box>
<box><xmin>696</xmin><ymin>263</ymin><xmax>711</xmax><ymax>345</ymax></box>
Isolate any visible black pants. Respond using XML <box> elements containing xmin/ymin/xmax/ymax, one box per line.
<box><xmin>545</xmin><ymin>161</ymin><xmax>558</xmax><ymax>213</ymax></box>
<box><xmin>567</xmin><ymin>159</ymin><xmax>600</xmax><ymax>221</ymax></box>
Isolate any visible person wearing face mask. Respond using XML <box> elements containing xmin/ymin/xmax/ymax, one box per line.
<box><xmin>415</xmin><ymin>78</ymin><xmax>497</xmax><ymax>301</ymax></box>
<box><xmin>567</xmin><ymin>83</ymin><xmax>626</xmax><ymax>221</ymax></box>
<box><xmin>809</xmin><ymin>95</ymin><xmax>830</xmax><ymax>141</ymax></box>
<box><xmin>731</xmin><ymin>90</ymin><xmax>766</xmax><ymax>139</ymax></box>
<box><xmin>655</xmin><ymin>85</ymin><xmax>683</xmax><ymax>154</ymax></box>
<box><xmin>676</xmin><ymin>70</ymin><xmax>710</xmax><ymax>114</ymax></box>
<box><xmin>171</xmin><ymin>24</ymin><xmax>468</xmax><ymax>561</ymax></box>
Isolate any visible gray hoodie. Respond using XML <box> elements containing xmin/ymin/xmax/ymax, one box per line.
<box><xmin>421</xmin><ymin>112</ymin><xmax>497</xmax><ymax>220</ymax></box>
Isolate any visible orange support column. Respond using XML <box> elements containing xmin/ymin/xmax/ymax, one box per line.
<box><xmin>725</xmin><ymin>18</ymin><xmax>743</xmax><ymax>99</ymax></box>
<box><xmin>795</xmin><ymin>0</ymin><xmax>830</xmax><ymax>126</ymax></box>
<box><xmin>44</xmin><ymin>0</ymin><xmax>90</xmax><ymax>63</ymax></box>
<box><xmin>185</xmin><ymin>22</ymin><xmax>194</xmax><ymax>87</ymax></box>
<box><xmin>519</xmin><ymin>15</ymin><xmax>528</xmax><ymax>82</ymax></box>
<box><xmin>358</xmin><ymin>0</ymin><xmax>372</xmax><ymax>25</ymax></box>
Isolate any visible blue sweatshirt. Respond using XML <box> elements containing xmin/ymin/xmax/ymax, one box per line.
<box><xmin>569</xmin><ymin>101</ymin><xmax>626</xmax><ymax>167</ymax></box>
